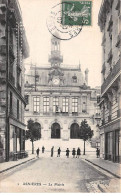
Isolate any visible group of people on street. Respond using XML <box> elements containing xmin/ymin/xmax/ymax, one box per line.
<box><xmin>66</xmin><ymin>147</ymin><xmax>81</xmax><ymax>158</ymax></box>
<box><xmin>36</xmin><ymin>146</ymin><xmax>45</xmax><ymax>158</ymax></box>
<box><xmin>36</xmin><ymin>146</ymin><xmax>81</xmax><ymax>158</ymax></box>
<box><xmin>36</xmin><ymin>146</ymin><xmax>100</xmax><ymax>158</ymax></box>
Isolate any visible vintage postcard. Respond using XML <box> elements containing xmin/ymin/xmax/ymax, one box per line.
<box><xmin>0</xmin><ymin>0</ymin><xmax>121</xmax><ymax>193</ymax></box>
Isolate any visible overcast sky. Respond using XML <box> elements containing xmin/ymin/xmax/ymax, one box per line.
<box><xmin>19</xmin><ymin>0</ymin><xmax>102</xmax><ymax>88</ymax></box>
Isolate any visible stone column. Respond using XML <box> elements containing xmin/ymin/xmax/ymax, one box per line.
<box><xmin>50</xmin><ymin>95</ymin><xmax>53</xmax><ymax>115</ymax></box>
<box><xmin>87</xmin><ymin>94</ymin><xmax>90</xmax><ymax>114</ymax></box>
<box><xmin>78</xmin><ymin>96</ymin><xmax>81</xmax><ymax>115</ymax></box>
<box><xmin>59</xmin><ymin>96</ymin><xmax>63</xmax><ymax>113</ymax></box>
<box><xmin>69</xmin><ymin>96</ymin><xmax>72</xmax><ymax>116</ymax></box>
<box><xmin>40</xmin><ymin>95</ymin><xmax>43</xmax><ymax>115</ymax></box>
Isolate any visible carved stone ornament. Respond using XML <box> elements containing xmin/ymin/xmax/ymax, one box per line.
<box><xmin>48</xmin><ymin>66</ymin><xmax>64</xmax><ymax>84</ymax></box>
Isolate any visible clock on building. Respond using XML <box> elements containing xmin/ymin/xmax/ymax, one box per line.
<box><xmin>52</xmin><ymin>78</ymin><xmax>60</xmax><ymax>85</ymax></box>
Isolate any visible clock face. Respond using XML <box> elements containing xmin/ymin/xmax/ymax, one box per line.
<box><xmin>52</xmin><ymin>78</ymin><xmax>60</xmax><ymax>85</ymax></box>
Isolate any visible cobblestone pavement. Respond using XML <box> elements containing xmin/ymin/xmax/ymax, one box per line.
<box><xmin>0</xmin><ymin>156</ymin><xmax>120</xmax><ymax>193</ymax></box>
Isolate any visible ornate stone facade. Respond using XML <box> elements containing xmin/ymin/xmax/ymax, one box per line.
<box><xmin>24</xmin><ymin>35</ymin><xmax>100</xmax><ymax>150</ymax></box>
<box><xmin>0</xmin><ymin>0</ymin><xmax>29</xmax><ymax>162</ymax></box>
<box><xmin>98</xmin><ymin>0</ymin><xmax>121</xmax><ymax>163</ymax></box>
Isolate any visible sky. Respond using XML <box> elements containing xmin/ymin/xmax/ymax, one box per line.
<box><xmin>19</xmin><ymin>0</ymin><xmax>102</xmax><ymax>88</ymax></box>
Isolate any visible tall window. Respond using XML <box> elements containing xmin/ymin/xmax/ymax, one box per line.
<box><xmin>33</xmin><ymin>96</ymin><xmax>40</xmax><ymax>113</ymax></box>
<box><xmin>17</xmin><ymin>100</ymin><xmax>19</xmax><ymax>119</ymax></box>
<box><xmin>72</xmin><ymin>98</ymin><xmax>78</xmax><ymax>113</ymax></box>
<box><xmin>53</xmin><ymin>97</ymin><xmax>59</xmax><ymax>112</ymax></box>
<box><xmin>62</xmin><ymin>97</ymin><xmax>69</xmax><ymax>113</ymax></box>
<box><xmin>82</xmin><ymin>96</ymin><xmax>87</xmax><ymax>113</ymax></box>
<box><xmin>43</xmin><ymin>97</ymin><xmax>49</xmax><ymax>113</ymax></box>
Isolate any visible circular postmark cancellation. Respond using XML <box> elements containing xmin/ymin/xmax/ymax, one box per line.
<box><xmin>46</xmin><ymin>2</ymin><xmax>84</xmax><ymax>40</ymax></box>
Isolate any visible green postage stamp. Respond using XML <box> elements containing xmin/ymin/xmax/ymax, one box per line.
<box><xmin>62</xmin><ymin>0</ymin><xmax>92</xmax><ymax>26</ymax></box>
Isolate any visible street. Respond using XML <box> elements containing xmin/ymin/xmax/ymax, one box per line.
<box><xmin>0</xmin><ymin>155</ymin><xmax>117</xmax><ymax>193</ymax></box>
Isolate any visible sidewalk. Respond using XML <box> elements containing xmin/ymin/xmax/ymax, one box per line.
<box><xmin>0</xmin><ymin>154</ymin><xmax>36</xmax><ymax>173</ymax></box>
<box><xmin>82</xmin><ymin>155</ymin><xmax>121</xmax><ymax>179</ymax></box>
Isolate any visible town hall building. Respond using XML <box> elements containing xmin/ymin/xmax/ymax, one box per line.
<box><xmin>24</xmin><ymin>35</ymin><xmax>100</xmax><ymax>151</ymax></box>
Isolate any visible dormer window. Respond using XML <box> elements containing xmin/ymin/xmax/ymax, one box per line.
<box><xmin>72</xmin><ymin>75</ymin><xmax>77</xmax><ymax>83</ymax></box>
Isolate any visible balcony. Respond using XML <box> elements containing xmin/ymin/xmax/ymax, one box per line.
<box><xmin>72</xmin><ymin>112</ymin><xmax>78</xmax><ymax>116</ymax></box>
<box><xmin>0</xmin><ymin>45</ymin><xmax>6</xmax><ymax>55</ymax></box>
<box><xmin>33</xmin><ymin>111</ymin><xmax>40</xmax><ymax>115</ymax></box>
<box><xmin>82</xmin><ymin>110</ymin><xmax>87</xmax><ymax>113</ymax></box>
<box><xmin>61</xmin><ymin>112</ymin><xmax>69</xmax><ymax>116</ymax></box>
<box><xmin>101</xmin><ymin>59</ymin><xmax>120</xmax><ymax>94</ymax></box>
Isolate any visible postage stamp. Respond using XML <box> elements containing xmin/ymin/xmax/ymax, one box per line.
<box><xmin>62</xmin><ymin>0</ymin><xmax>92</xmax><ymax>26</ymax></box>
<box><xmin>46</xmin><ymin>2</ymin><xmax>83</xmax><ymax>40</ymax></box>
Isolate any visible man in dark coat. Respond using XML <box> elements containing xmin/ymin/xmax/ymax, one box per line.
<box><xmin>57</xmin><ymin>147</ymin><xmax>61</xmax><ymax>157</ymax></box>
<box><xmin>42</xmin><ymin>146</ymin><xmax>45</xmax><ymax>153</ymax></box>
<box><xmin>77</xmin><ymin>148</ymin><xmax>81</xmax><ymax>158</ymax></box>
<box><xmin>51</xmin><ymin>146</ymin><xmax>54</xmax><ymax>157</ymax></box>
<box><xmin>36</xmin><ymin>148</ymin><xmax>40</xmax><ymax>158</ymax></box>
<box><xmin>66</xmin><ymin>148</ymin><xmax>70</xmax><ymax>158</ymax></box>
<box><xmin>72</xmin><ymin>148</ymin><xmax>76</xmax><ymax>158</ymax></box>
<box><xmin>96</xmin><ymin>148</ymin><xmax>100</xmax><ymax>158</ymax></box>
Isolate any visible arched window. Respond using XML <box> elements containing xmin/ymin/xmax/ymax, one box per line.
<box><xmin>51</xmin><ymin>123</ymin><xmax>60</xmax><ymax>139</ymax></box>
<box><xmin>70</xmin><ymin>123</ymin><xmax>80</xmax><ymax>139</ymax></box>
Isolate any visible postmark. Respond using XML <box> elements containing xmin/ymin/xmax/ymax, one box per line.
<box><xmin>46</xmin><ymin>2</ymin><xmax>83</xmax><ymax>40</ymax></box>
<box><xmin>62</xmin><ymin>0</ymin><xmax>92</xmax><ymax>26</ymax></box>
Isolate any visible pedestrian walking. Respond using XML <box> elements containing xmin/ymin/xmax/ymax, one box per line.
<box><xmin>42</xmin><ymin>146</ymin><xmax>45</xmax><ymax>153</ymax></box>
<box><xmin>72</xmin><ymin>148</ymin><xmax>76</xmax><ymax>158</ymax></box>
<box><xmin>36</xmin><ymin>147</ymin><xmax>40</xmax><ymax>158</ymax></box>
<box><xmin>57</xmin><ymin>147</ymin><xmax>61</xmax><ymax>157</ymax></box>
<box><xmin>66</xmin><ymin>148</ymin><xmax>70</xmax><ymax>158</ymax></box>
<box><xmin>96</xmin><ymin>148</ymin><xmax>100</xmax><ymax>158</ymax></box>
<box><xmin>77</xmin><ymin>147</ymin><xmax>81</xmax><ymax>158</ymax></box>
<box><xmin>51</xmin><ymin>146</ymin><xmax>54</xmax><ymax>157</ymax></box>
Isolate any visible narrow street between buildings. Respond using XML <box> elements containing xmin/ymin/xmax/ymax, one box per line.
<box><xmin>0</xmin><ymin>156</ymin><xmax>120</xmax><ymax>193</ymax></box>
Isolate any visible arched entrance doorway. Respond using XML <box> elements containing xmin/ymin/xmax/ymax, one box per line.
<box><xmin>34</xmin><ymin>122</ymin><xmax>41</xmax><ymax>137</ymax></box>
<box><xmin>70</xmin><ymin>123</ymin><xmax>80</xmax><ymax>139</ymax></box>
<box><xmin>51</xmin><ymin>123</ymin><xmax>60</xmax><ymax>139</ymax></box>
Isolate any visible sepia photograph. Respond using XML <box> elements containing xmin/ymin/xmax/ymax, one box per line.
<box><xmin>0</xmin><ymin>0</ymin><xmax>121</xmax><ymax>193</ymax></box>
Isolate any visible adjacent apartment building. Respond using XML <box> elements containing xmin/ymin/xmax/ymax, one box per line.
<box><xmin>24</xmin><ymin>35</ymin><xmax>100</xmax><ymax>151</ymax></box>
<box><xmin>98</xmin><ymin>0</ymin><xmax>121</xmax><ymax>162</ymax></box>
<box><xmin>0</xmin><ymin>0</ymin><xmax>29</xmax><ymax>162</ymax></box>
